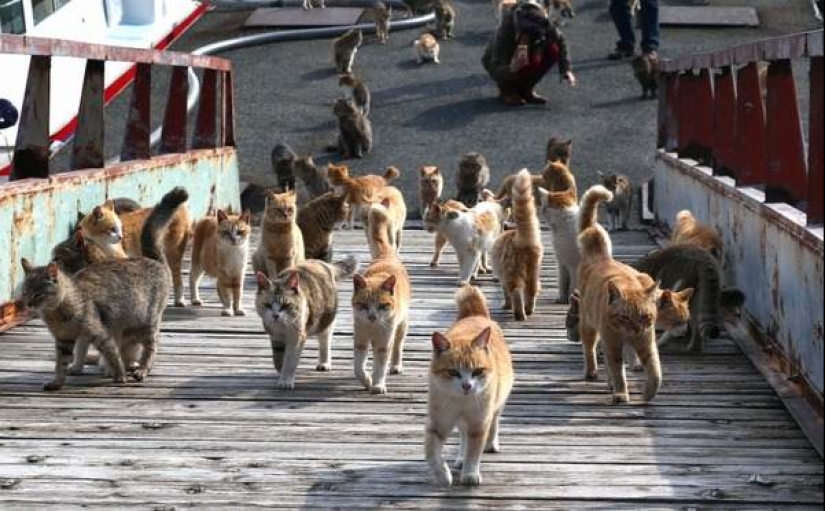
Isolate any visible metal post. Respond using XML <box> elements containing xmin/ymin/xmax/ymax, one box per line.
<box><xmin>712</xmin><ymin>67</ymin><xmax>737</xmax><ymax>178</ymax></box>
<box><xmin>9</xmin><ymin>56</ymin><xmax>51</xmax><ymax>180</ymax></box>
<box><xmin>808</xmin><ymin>56</ymin><xmax>824</xmax><ymax>225</ymax></box>
<box><xmin>121</xmin><ymin>63</ymin><xmax>152</xmax><ymax>162</ymax></box>
<box><xmin>193</xmin><ymin>69</ymin><xmax>218</xmax><ymax>150</ymax></box>
<box><xmin>159</xmin><ymin>66</ymin><xmax>190</xmax><ymax>155</ymax></box>
<box><xmin>71</xmin><ymin>59</ymin><xmax>105</xmax><ymax>170</ymax></box>
<box><xmin>734</xmin><ymin>62</ymin><xmax>767</xmax><ymax>187</ymax></box>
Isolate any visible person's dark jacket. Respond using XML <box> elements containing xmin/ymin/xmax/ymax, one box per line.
<box><xmin>481</xmin><ymin>6</ymin><xmax>572</xmax><ymax>85</ymax></box>
<box><xmin>0</xmin><ymin>99</ymin><xmax>19</xmax><ymax>130</ymax></box>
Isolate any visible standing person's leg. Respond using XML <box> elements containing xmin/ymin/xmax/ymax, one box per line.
<box><xmin>608</xmin><ymin>0</ymin><xmax>636</xmax><ymax>59</ymax></box>
<box><xmin>639</xmin><ymin>0</ymin><xmax>660</xmax><ymax>54</ymax></box>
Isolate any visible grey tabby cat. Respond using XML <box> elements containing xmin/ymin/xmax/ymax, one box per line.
<box><xmin>455</xmin><ymin>152</ymin><xmax>491</xmax><ymax>208</ymax></box>
<box><xmin>334</xmin><ymin>98</ymin><xmax>373</xmax><ymax>159</ymax></box>
<box><xmin>633</xmin><ymin>244</ymin><xmax>746</xmax><ymax>353</ymax></box>
<box><xmin>294</xmin><ymin>155</ymin><xmax>331</xmax><ymax>201</ymax></box>
<box><xmin>599</xmin><ymin>172</ymin><xmax>632</xmax><ymax>231</ymax></box>
<box><xmin>271</xmin><ymin>141</ymin><xmax>298</xmax><ymax>191</ymax></box>
<box><xmin>20</xmin><ymin>187</ymin><xmax>186</xmax><ymax>391</ymax></box>
<box><xmin>333</xmin><ymin>29</ymin><xmax>363</xmax><ymax>74</ymax></box>
<box><xmin>255</xmin><ymin>256</ymin><xmax>358</xmax><ymax>390</ymax></box>
<box><xmin>297</xmin><ymin>192</ymin><xmax>351</xmax><ymax>261</ymax></box>
<box><xmin>339</xmin><ymin>73</ymin><xmax>371</xmax><ymax>117</ymax></box>
<box><xmin>434</xmin><ymin>0</ymin><xmax>456</xmax><ymax>39</ymax></box>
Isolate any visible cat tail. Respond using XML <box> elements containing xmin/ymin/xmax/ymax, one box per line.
<box><xmin>720</xmin><ymin>287</ymin><xmax>746</xmax><ymax>309</ymax></box>
<box><xmin>455</xmin><ymin>285</ymin><xmax>490</xmax><ymax>320</ymax></box>
<box><xmin>140</xmin><ymin>186</ymin><xmax>189</xmax><ymax>262</ymax></box>
<box><xmin>511</xmin><ymin>169</ymin><xmax>541</xmax><ymax>246</ymax></box>
<box><xmin>331</xmin><ymin>254</ymin><xmax>359</xmax><ymax>281</ymax></box>
<box><xmin>578</xmin><ymin>185</ymin><xmax>613</xmax><ymax>233</ymax></box>
<box><xmin>383</xmin><ymin>166</ymin><xmax>400</xmax><ymax>183</ymax></box>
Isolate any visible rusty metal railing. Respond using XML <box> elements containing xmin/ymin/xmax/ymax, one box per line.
<box><xmin>0</xmin><ymin>34</ymin><xmax>235</xmax><ymax>181</ymax></box>
<box><xmin>658</xmin><ymin>30</ymin><xmax>823</xmax><ymax>226</ymax></box>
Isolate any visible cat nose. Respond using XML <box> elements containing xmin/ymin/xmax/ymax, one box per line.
<box><xmin>462</xmin><ymin>382</ymin><xmax>472</xmax><ymax>391</ymax></box>
<box><xmin>368</xmin><ymin>313</ymin><xmax>377</xmax><ymax>321</ymax></box>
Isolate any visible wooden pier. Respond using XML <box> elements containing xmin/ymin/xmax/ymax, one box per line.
<box><xmin>0</xmin><ymin>229</ymin><xmax>822</xmax><ymax>509</ymax></box>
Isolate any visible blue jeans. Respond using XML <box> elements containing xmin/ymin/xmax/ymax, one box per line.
<box><xmin>610</xmin><ymin>0</ymin><xmax>659</xmax><ymax>52</ymax></box>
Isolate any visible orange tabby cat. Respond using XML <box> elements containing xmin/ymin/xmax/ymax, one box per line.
<box><xmin>190</xmin><ymin>209</ymin><xmax>252</xmax><ymax>317</ymax></box>
<box><xmin>364</xmin><ymin>186</ymin><xmax>407</xmax><ymax>258</ymax></box>
<box><xmin>79</xmin><ymin>196</ymin><xmax>190</xmax><ymax>306</ymax></box>
<box><xmin>328</xmin><ymin>164</ymin><xmax>399</xmax><ymax>228</ymax></box>
<box><xmin>671</xmin><ymin>210</ymin><xmax>724</xmax><ymax>261</ymax></box>
<box><xmin>252</xmin><ymin>190</ymin><xmax>305</xmax><ymax>278</ymax></box>
<box><xmin>491</xmin><ymin>170</ymin><xmax>543</xmax><ymax>321</ymax></box>
<box><xmin>419</xmin><ymin>165</ymin><xmax>444</xmax><ymax>221</ymax></box>
<box><xmin>352</xmin><ymin>204</ymin><xmax>411</xmax><ymax>394</ymax></box>
<box><xmin>426</xmin><ymin>285</ymin><xmax>513</xmax><ymax>487</ymax></box>
<box><xmin>577</xmin><ymin>192</ymin><xmax>662</xmax><ymax>404</ymax></box>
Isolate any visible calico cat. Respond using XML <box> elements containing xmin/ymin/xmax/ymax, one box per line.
<box><xmin>455</xmin><ymin>153</ymin><xmax>491</xmax><ymax>208</ymax></box>
<box><xmin>546</xmin><ymin>137</ymin><xmax>573</xmax><ymax>166</ymax></box>
<box><xmin>352</xmin><ymin>205</ymin><xmax>411</xmax><ymax>394</ymax></box>
<box><xmin>425</xmin><ymin>198</ymin><xmax>503</xmax><ymax>285</ymax></box>
<box><xmin>419</xmin><ymin>165</ymin><xmax>444</xmax><ymax>221</ymax></box>
<box><xmin>364</xmin><ymin>187</ymin><xmax>407</xmax><ymax>258</ymax></box>
<box><xmin>255</xmin><ymin>256</ymin><xmax>358</xmax><ymax>390</ymax></box>
<box><xmin>434</xmin><ymin>0</ymin><xmax>456</xmax><ymax>39</ymax></box>
<box><xmin>426</xmin><ymin>285</ymin><xmax>513</xmax><ymax>487</ymax></box>
<box><xmin>339</xmin><ymin>73</ymin><xmax>371</xmax><ymax>117</ymax></box>
<box><xmin>334</xmin><ymin>98</ymin><xmax>373</xmax><ymax>159</ymax></box>
<box><xmin>271</xmin><ymin>142</ymin><xmax>298</xmax><ymax>192</ymax></box>
<box><xmin>428</xmin><ymin>199</ymin><xmax>467</xmax><ymax>268</ymax></box>
<box><xmin>297</xmin><ymin>192</ymin><xmax>350</xmax><ymax>261</ymax></box>
<box><xmin>576</xmin><ymin>200</ymin><xmax>662</xmax><ymax>404</ymax></box>
<box><xmin>334</xmin><ymin>29</ymin><xmax>363</xmax><ymax>74</ymax></box>
<box><xmin>20</xmin><ymin>188</ymin><xmax>185</xmax><ymax>390</ymax></box>
<box><xmin>633</xmin><ymin>53</ymin><xmax>659</xmax><ymax>100</ymax></box>
<box><xmin>294</xmin><ymin>155</ymin><xmax>331</xmax><ymax>202</ymax></box>
<box><xmin>671</xmin><ymin>210</ymin><xmax>724</xmax><ymax>261</ymax></box>
<box><xmin>414</xmin><ymin>33</ymin><xmax>441</xmax><ymax>65</ymax></box>
<box><xmin>634</xmin><ymin>244</ymin><xmax>746</xmax><ymax>353</ymax></box>
<box><xmin>190</xmin><ymin>209</ymin><xmax>252</xmax><ymax>317</ymax></box>
<box><xmin>79</xmin><ymin>195</ymin><xmax>190</xmax><ymax>307</ymax></box>
<box><xmin>252</xmin><ymin>190</ymin><xmax>306</xmax><ymax>278</ymax></box>
<box><xmin>373</xmin><ymin>2</ymin><xmax>391</xmax><ymax>44</ymax></box>
<box><xmin>327</xmin><ymin>164</ymin><xmax>399</xmax><ymax>227</ymax></box>
<box><xmin>599</xmin><ymin>172</ymin><xmax>633</xmax><ymax>232</ymax></box>
<box><xmin>491</xmin><ymin>170</ymin><xmax>543</xmax><ymax>321</ymax></box>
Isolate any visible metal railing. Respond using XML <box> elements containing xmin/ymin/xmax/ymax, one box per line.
<box><xmin>0</xmin><ymin>34</ymin><xmax>235</xmax><ymax>181</ymax></box>
<box><xmin>658</xmin><ymin>30</ymin><xmax>823</xmax><ymax>226</ymax></box>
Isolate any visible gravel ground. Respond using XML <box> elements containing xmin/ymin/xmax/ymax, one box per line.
<box><xmin>71</xmin><ymin>0</ymin><xmax>820</xmax><ymax>220</ymax></box>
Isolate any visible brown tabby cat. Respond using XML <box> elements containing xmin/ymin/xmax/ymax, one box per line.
<box><xmin>364</xmin><ymin>187</ymin><xmax>407</xmax><ymax>258</ymax></box>
<box><xmin>599</xmin><ymin>172</ymin><xmax>633</xmax><ymax>231</ymax></box>
<box><xmin>252</xmin><ymin>190</ymin><xmax>305</xmax><ymax>278</ymax></box>
<box><xmin>633</xmin><ymin>53</ymin><xmax>659</xmax><ymax>100</ymax></box>
<box><xmin>434</xmin><ymin>0</ymin><xmax>456</xmax><ymax>39</ymax></box>
<box><xmin>577</xmin><ymin>202</ymin><xmax>662</xmax><ymax>404</ymax></box>
<box><xmin>546</xmin><ymin>137</ymin><xmax>573</xmax><ymax>166</ymax></box>
<box><xmin>671</xmin><ymin>210</ymin><xmax>724</xmax><ymax>261</ymax></box>
<box><xmin>419</xmin><ymin>165</ymin><xmax>444</xmax><ymax>221</ymax></box>
<box><xmin>190</xmin><ymin>209</ymin><xmax>252</xmax><ymax>317</ymax></box>
<box><xmin>334</xmin><ymin>98</ymin><xmax>373</xmax><ymax>159</ymax></box>
<box><xmin>334</xmin><ymin>29</ymin><xmax>363</xmax><ymax>74</ymax></box>
<box><xmin>373</xmin><ymin>1</ymin><xmax>391</xmax><ymax>44</ymax></box>
<box><xmin>491</xmin><ymin>170</ymin><xmax>543</xmax><ymax>321</ymax></box>
<box><xmin>427</xmin><ymin>285</ymin><xmax>513</xmax><ymax>487</ymax></box>
<box><xmin>79</xmin><ymin>196</ymin><xmax>190</xmax><ymax>306</ymax></box>
<box><xmin>352</xmin><ymin>204</ymin><xmax>411</xmax><ymax>394</ymax></box>
<box><xmin>297</xmin><ymin>192</ymin><xmax>350</xmax><ymax>261</ymax></box>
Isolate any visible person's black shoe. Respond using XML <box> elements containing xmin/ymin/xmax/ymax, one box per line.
<box><xmin>607</xmin><ymin>46</ymin><xmax>635</xmax><ymax>60</ymax></box>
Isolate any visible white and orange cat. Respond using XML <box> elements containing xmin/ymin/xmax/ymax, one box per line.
<box><xmin>190</xmin><ymin>209</ymin><xmax>252</xmax><ymax>317</ymax></box>
<box><xmin>426</xmin><ymin>285</ymin><xmax>513</xmax><ymax>487</ymax></box>
<box><xmin>491</xmin><ymin>169</ymin><xmax>543</xmax><ymax>321</ymax></box>
<box><xmin>576</xmin><ymin>187</ymin><xmax>662</xmax><ymax>404</ymax></box>
<box><xmin>363</xmin><ymin>186</ymin><xmax>407</xmax><ymax>258</ymax></box>
<box><xmin>428</xmin><ymin>199</ymin><xmax>467</xmax><ymax>269</ymax></box>
<box><xmin>328</xmin><ymin>164</ymin><xmax>399</xmax><ymax>229</ymax></box>
<box><xmin>352</xmin><ymin>204</ymin><xmax>411</xmax><ymax>395</ymax></box>
<box><xmin>252</xmin><ymin>190</ymin><xmax>305</xmax><ymax>278</ymax></box>
<box><xmin>425</xmin><ymin>197</ymin><xmax>503</xmax><ymax>285</ymax></box>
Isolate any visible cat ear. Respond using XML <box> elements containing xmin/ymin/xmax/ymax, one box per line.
<box><xmin>472</xmin><ymin>327</ymin><xmax>492</xmax><ymax>351</ymax></box>
<box><xmin>46</xmin><ymin>262</ymin><xmax>59</xmax><ymax>281</ymax></box>
<box><xmin>419</xmin><ymin>167</ymin><xmax>428</xmax><ymax>177</ymax></box>
<box><xmin>446</xmin><ymin>211</ymin><xmax>460</xmax><ymax>221</ymax></box>
<box><xmin>73</xmin><ymin>230</ymin><xmax>85</xmax><ymax>248</ymax></box>
<box><xmin>381</xmin><ymin>275</ymin><xmax>397</xmax><ymax>294</ymax></box>
<box><xmin>217</xmin><ymin>209</ymin><xmax>228</xmax><ymax>223</ymax></box>
<box><xmin>353</xmin><ymin>274</ymin><xmax>367</xmax><ymax>291</ymax></box>
<box><xmin>565</xmin><ymin>139</ymin><xmax>573</xmax><ymax>147</ymax></box>
<box><xmin>92</xmin><ymin>206</ymin><xmax>103</xmax><ymax>220</ymax></box>
<box><xmin>677</xmin><ymin>287</ymin><xmax>695</xmax><ymax>302</ymax></box>
<box><xmin>256</xmin><ymin>272</ymin><xmax>271</xmax><ymax>290</ymax></box>
<box><xmin>646</xmin><ymin>280</ymin><xmax>660</xmax><ymax>297</ymax></box>
<box><xmin>381</xmin><ymin>198</ymin><xmax>391</xmax><ymax>209</ymax></box>
<box><xmin>103</xmin><ymin>199</ymin><xmax>115</xmax><ymax>211</ymax></box>
<box><xmin>607</xmin><ymin>281</ymin><xmax>622</xmax><ymax>304</ymax></box>
<box><xmin>285</xmin><ymin>272</ymin><xmax>300</xmax><ymax>292</ymax></box>
<box><xmin>241</xmin><ymin>210</ymin><xmax>252</xmax><ymax>223</ymax></box>
<box><xmin>21</xmin><ymin>258</ymin><xmax>34</xmax><ymax>275</ymax></box>
<box><xmin>657</xmin><ymin>289</ymin><xmax>672</xmax><ymax>308</ymax></box>
<box><xmin>431</xmin><ymin>332</ymin><xmax>451</xmax><ymax>356</ymax></box>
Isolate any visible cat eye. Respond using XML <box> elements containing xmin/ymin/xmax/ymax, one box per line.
<box><xmin>472</xmin><ymin>368</ymin><xmax>485</xmax><ymax>377</ymax></box>
<box><xmin>448</xmin><ymin>370</ymin><xmax>461</xmax><ymax>378</ymax></box>
<box><xmin>378</xmin><ymin>304</ymin><xmax>391</xmax><ymax>311</ymax></box>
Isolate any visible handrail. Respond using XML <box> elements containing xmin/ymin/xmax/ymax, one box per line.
<box><xmin>657</xmin><ymin>29</ymin><xmax>824</xmax><ymax>226</ymax></box>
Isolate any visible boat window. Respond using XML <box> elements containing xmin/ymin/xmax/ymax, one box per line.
<box><xmin>32</xmin><ymin>0</ymin><xmax>72</xmax><ymax>26</ymax></box>
<box><xmin>0</xmin><ymin>0</ymin><xmax>26</xmax><ymax>34</ymax></box>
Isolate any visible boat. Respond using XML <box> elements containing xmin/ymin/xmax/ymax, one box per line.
<box><xmin>0</xmin><ymin>0</ymin><xmax>208</xmax><ymax>176</ymax></box>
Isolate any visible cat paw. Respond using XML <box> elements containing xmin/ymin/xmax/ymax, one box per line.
<box><xmin>630</xmin><ymin>364</ymin><xmax>645</xmax><ymax>373</ymax></box>
<box><xmin>67</xmin><ymin>364</ymin><xmax>84</xmax><ymax>376</ymax></box>
<box><xmin>276</xmin><ymin>380</ymin><xmax>295</xmax><ymax>391</ymax></box>
<box><xmin>484</xmin><ymin>440</ymin><xmax>500</xmax><ymax>454</ymax></box>
<box><xmin>316</xmin><ymin>363</ymin><xmax>332</xmax><ymax>372</ymax></box>
<box><xmin>584</xmin><ymin>372</ymin><xmax>599</xmax><ymax>381</ymax></box>
<box><xmin>390</xmin><ymin>365</ymin><xmax>403</xmax><ymax>375</ymax></box>
<box><xmin>460</xmin><ymin>471</ymin><xmax>482</xmax><ymax>486</ymax></box>
<box><xmin>43</xmin><ymin>380</ymin><xmax>64</xmax><ymax>392</ymax></box>
<box><xmin>221</xmin><ymin>309</ymin><xmax>233</xmax><ymax>317</ymax></box>
<box><xmin>611</xmin><ymin>393</ymin><xmax>630</xmax><ymax>404</ymax></box>
<box><xmin>431</xmin><ymin>464</ymin><xmax>453</xmax><ymax>487</ymax></box>
<box><xmin>429</xmin><ymin>261</ymin><xmax>439</xmax><ymax>268</ymax></box>
<box><xmin>191</xmin><ymin>298</ymin><xmax>203</xmax><ymax>306</ymax></box>
<box><xmin>514</xmin><ymin>311</ymin><xmax>526</xmax><ymax>322</ymax></box>
<box><xmin>112</xmin><ymin>374</ymin><xmax>128</xmax><ymax>384</ymax></box>
<box><xmin>174</xmin><ymin>299</ymin><xmax>187</xmax><ymax>308</ymax></box>
<box><xmin>358</xmin><ymin>375</ymin><xmax>373</xmax><ymax>390</ymax></box>
<box><xmin>130</xmin><ymin>369</ymin><xmax>147</xmax><ymax>382</ymax></box>
<box><xmin>370</xmin><ymin>385</ymin><xmax>388</xmax><ymax>395</ymax></box>
<box><xmin>452</xmin><ymin>458</ymin><xmax>464</xmax><ymax>470</ymax></box>
<box><xmin>234</xmin><ymin>309</ymin><xmax>247</xmax><ymax>317</ymax></box>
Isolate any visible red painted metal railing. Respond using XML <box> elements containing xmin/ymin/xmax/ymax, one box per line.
<box><xmin>0</xmin><ymin>34</ymin><xmax>235</xmax><ymax>181</ymax></box>
<box><xmin>659</xmin><ymin>30</ymin><xmax>824</xmax><ymax>226</ymax></box>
